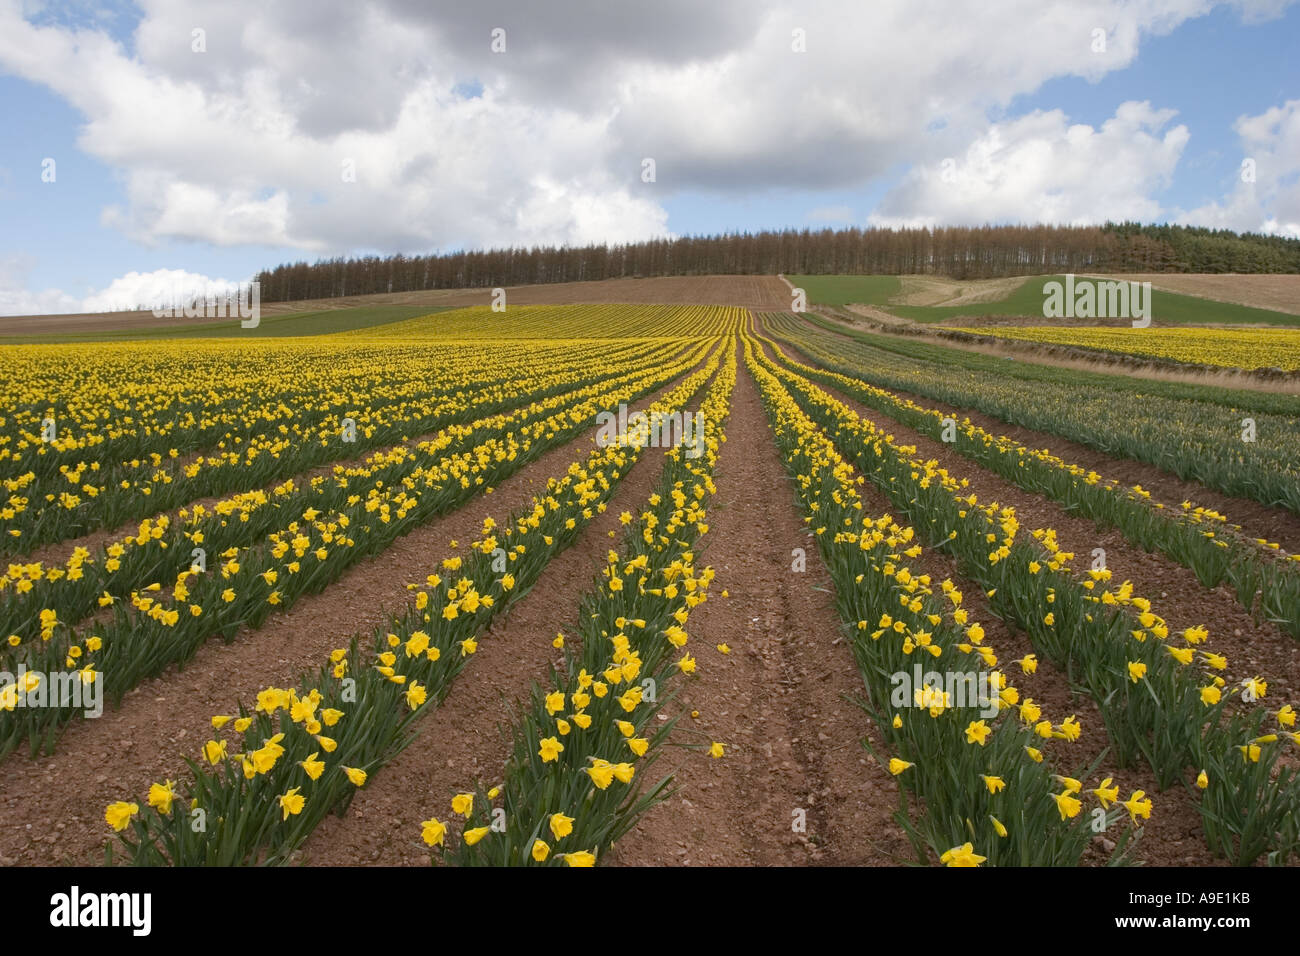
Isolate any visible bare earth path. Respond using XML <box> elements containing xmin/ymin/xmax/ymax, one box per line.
<box><xmin>607</xmin><ymin>341</ymin><xmax>902</xmax><ymax>866</ymax></box>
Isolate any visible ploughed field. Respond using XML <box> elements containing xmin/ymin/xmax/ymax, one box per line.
<box><xmin>2</xmin><ymin>301</ymin><xmax>1298</xmax><ymax>868</ymax></box>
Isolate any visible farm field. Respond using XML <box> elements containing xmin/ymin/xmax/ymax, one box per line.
<box><xmin>1103</xmin><ymin>274</ymin><xmax>1300</xmax><ymax>316</ymax></box>
<box><xmin>960</xmin><ymin>325</ymin><xmax>1300</xmax><ymax>371</ymax></box>
<box><xmin>789</xmin><ymin>274</ymin><xmax>1300</xmax><ymax>327</ymax></box>
<box><xmin>2</xmin><ymin>298</ymin><xmax>1299</xmax><ymax>870</ymax></box>
<box><xmin>0</xmin><ymin>275</ymin><xmax>792</xmax><ymax>341</ymax></box>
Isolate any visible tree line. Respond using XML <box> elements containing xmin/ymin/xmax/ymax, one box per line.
<box><xmin>253</xmin><ymin>222</ymin><xmax>1300</xmax><ymax>302</ymax></box>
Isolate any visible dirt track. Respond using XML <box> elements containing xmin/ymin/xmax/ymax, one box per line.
<box><xmin>1094</xmin><ymin>274</ymin><xmax>1300</xmax><ymax>315</ymax></box>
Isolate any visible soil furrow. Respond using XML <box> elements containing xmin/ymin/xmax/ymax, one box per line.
<box><xmin>0</xmin><ymin>362</ymin><xmax>702</xmax><ymax>867</ymax></box>
<box><xmin>297</xmin><ymin>395</ymin><xmax>694</xmax><ymax>865</ymax></box>
<box><xmin>764</xmin><ymin>336</ymin><xmax>1300</xmax><ymax>698</ymax></box>
<box><xmin>606</xmin><ymin>341</ymin><xmax>901</xmax><ymax>867</ymax></box>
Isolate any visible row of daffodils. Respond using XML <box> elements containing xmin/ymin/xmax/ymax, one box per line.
<box><xmin>3</xmin><ymin>340</ymin><xmax>715</xmax><ymax>760</ymax></box>
<box><xmin>760</xmin><ymin>316</ymin><xmax>1300</xmax><ymax>639</ymax></box>
<box><xmin>426</xmin><ymin>340</ymin><xmax>737</xmax><ymax>866</ymax></box>
<box><xmin>753</xmin><ymin>327</ymin><xmax>1299</xmax><ymax>865</ymax></box>
<box><xmin>3</xmin><ymin>339</ymin><xmax>684</xmax><ymax>644</ymax></box>
<box><xmin>2</xmin><ymin>337</ymin><xmax>660</xmax><ymax>549</ymax></box>
<box><xmin>101</xmin><ymin>341</ymin><xmax>730</xmax><ymax>865</ymax></box>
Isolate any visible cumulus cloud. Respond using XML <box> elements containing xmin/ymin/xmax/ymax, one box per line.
<box><xmin>80</xmin><ymin>268</ymin><xmax>246</xmax><ymax>313</ymax></box>
<box><xmin>868</xmin><ymin>101</ymin><xmax>1189</xmax><ymax>227</ymax></box>
<box><xmin>1</xmin><ymin>0</ymin><xmax>1286</xmax><ymax>259</ymax></box>
<box><xmin>0</xmin><ymin>0</ymin><xmax>1295</xmax><ymax>283</ymax></box>
<box><xmin>1177</xmin><ymin>99</ymin><xmax>1300</xmax><ymax>237</ymax></box>
<box><xmin>0</xmin><ymin>256</ymin><xmax>82</xmax><ymax>317</ymax></box>
<box><xmin>0</xmin><ymin>261</ymin><xmax>246</xmax><ymax>317</ymax></box>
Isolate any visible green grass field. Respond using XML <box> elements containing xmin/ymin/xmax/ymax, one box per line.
<box><xmin>791</xmin><ymin>274</ymin><xmax>1300</xmax><ymax>327</ymax></box>
<box><xmin>786</xmin><ymin>275</ymin><xmax>901</xmax><ymax>306</ymax></box>
<box><xmin>0</xmin><ymin>304</ymin><xmax>453</xmax><ymax>344</ymax></box>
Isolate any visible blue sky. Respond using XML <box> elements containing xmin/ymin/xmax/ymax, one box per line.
<box><xmin>0</xmin><ymin>0</ymin><xmax>1296</xmax><ymax>314</ymax></box>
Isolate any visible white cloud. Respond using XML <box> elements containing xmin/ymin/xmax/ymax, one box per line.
<box><xmin>0</xmin><ymin>256</ymin><xmax>82</xmax><ymax>316</ymax></box>
<box><xmin>0</xmin><ymin>0</ymin><xmax>1294</xmax><ymax>264</ymax></box>
<box><xmin>1177</xmin><ymin>99</ymin><xmax>1300</xmax><ymax>237</ymax></box>
<box><xmin>1224</xmin><ymin>0</ymin><xmax>1294</xmax><ymax>23</ymax></box>
<box><xmin>0</xmin><ymin>262</ymin><xmax>247</xmax><ymax>317</ymax></box>
<box><xmin>868</xmin><ymin>101</ymin><xmax>1189</xmax><ymax>227</ymax></box>
<box><xmin>80</xmin><ymin>268</ymin><xmax>245</xmax><ymax>313</ymax></box>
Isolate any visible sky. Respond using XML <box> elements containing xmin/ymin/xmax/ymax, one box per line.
<box><xmin>0</xmin><ymin>0</ymin><xmax>1297</xmax><ymax>315</ymax></box>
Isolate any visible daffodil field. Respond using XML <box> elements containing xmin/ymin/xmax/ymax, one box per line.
<box><xmin>440</xmin><ymin>342</ymin><xmax>735</xmax><ymax>866</ymax></box>
<box><xmin>760</xmin><ymin>317</ymin><xmax>1300</xmax><ymax>638</ymax></box>
<box><xmin>1</xmin><ymin>299</ymin><xmax>1296</xmax><ymax>870</ymax></box>
<box><xmin>747</xmin><ymin>322</ymin><xmax>1300</xmax><ymax>866</ymax></box>
<box><xmin>104</xmin><ymin>341</ymin><xmax>728</xmax><ymax>865</ymax></box>
<box><xmin>747</xmin><ymin>334</ymin><xmax>1144</xmax><ymax>865</ymax></box>
<box><xmin>962</xmin><ymin>326</ymin><xmax>1300</xmax><ymax>373</ymax></box>
<box><xmin>766</xmin><ymin>312</ymin><xmax>1300</xmax><ymax>514</ymax></box>
<box><xmin>3</xmin><ymin>332</ymin><xmax>717</xmax><ymax>759</ymax></box>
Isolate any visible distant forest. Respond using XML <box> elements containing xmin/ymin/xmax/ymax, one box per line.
<box><xmin>254</xmin><ymin>223</ymin><xmax>1300</xmax><ymax>302</ymax></box>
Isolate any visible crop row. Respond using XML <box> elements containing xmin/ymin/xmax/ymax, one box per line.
<box><xmin>439</xmin><ymin>339</ymin><xmax>737</xmax><ymax>865</ymax></box>
<box><xmin>3</xmin><ymin>341</ymin><xmax>714</xmax><ymax>760</ymax></box>
<box><xmin>2</xmin><ymin>339</ymin><xmax>673</xmax><ymax>551</ymax></box>
<box><xmin>753</xmin><ymin>330</ymin><xmax>1299</xmax><ymax>864</ymax></box>
<box><xmin>100</xmin><ymin>339</ymin><xmax>730</xmax><ymax>865</ymax></box>
<box><xmin>758</xmin><ymin>319</ymin><xmax>1300</xmax><ymax>637</ymax></box>
<box><xmin>1</xmin><ymin>340</ymin><xmax>698</xmax><ymax>643</ymax></box>
<box><xmin>765</xmin><ymin>313</ymin><xmax>1300</xmax><ymax>514</ymax></box>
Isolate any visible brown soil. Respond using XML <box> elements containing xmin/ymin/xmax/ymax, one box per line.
<box><xmin>606</xmin><ymin>340</ymin><xmax>902</xmax><ymax>866</ymax></box>
<box><xmin>765</xmin><ymin>323</ymin><xmax>1300</xmax><ymax>559</ymax></box>
<box><xmin>302</xmin><ymin>340</ymin><xmax>903</xmax><ymax>867</ymax></box>
<box><xmin>0</xmin><ymin>367</ymin><xmax>699</xmax><ymax>867</ymax></box>
<box><xmin>758</xmin><ymin>335</ymin><xmax>1282</xmax><ymax>865</ymax></box>
<box><xmin>0</xmin><ymin>277</ymin><xmax>790</xmax><ymax>337</ymax></box>
<box><xmin>1096</xmin><ymin>274</ymin><xmax>1300</xmax><ymax>316</ymax></box>
<box><xmin>763</xmin><ymin>336</ymin><xmax>1300</xmax><ymax>710</ymax></box>
<box><xmin>297</xmin><ymin>403</ymin><xmax>686</xmax><ymax>865</ymax></box>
